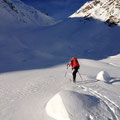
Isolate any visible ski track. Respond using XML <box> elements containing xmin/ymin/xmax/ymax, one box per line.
<box><xmin>76</xmin><ymin>84</ymin><xmax>120</xmax><ymax>120</ymax></box>
<box><xmin>109</xmin><ymin>63</ymin><xmax>120</xmax><ymax>68</ymax></box>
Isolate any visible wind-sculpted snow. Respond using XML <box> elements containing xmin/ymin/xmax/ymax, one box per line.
<box><xmin>46</xmin><ymin>90</ymin><xmax>115</xmax><ymax>120</ymax></box>
<box><xmin>96</xmin><ymin>71</ymin><xmax>111</xmax><ymax>82</ymax></box>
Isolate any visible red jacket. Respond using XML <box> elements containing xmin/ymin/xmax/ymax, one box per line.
<box><xmin>69</xmin><ymin>58</ymin><xmax>80</xmax><ymax>69</ymax></box>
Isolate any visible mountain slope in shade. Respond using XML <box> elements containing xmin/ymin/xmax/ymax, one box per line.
<box><xmin>0</xmin><ymin>0</ymin><xmax>57</xmax><ymax>26</ymax></box>
<box><xmin>70</xmin><ymin>0</ymin><xmax>120</xmax><ymax>26</ymax></box>
<box><xmin>0</xmin><ymin>0</ymin><xmax>120</xmax><ymax>74</ymax></box>
<box><xmin>0</xmin><ymin>17</ymin><xmax>120</xmax><ymax>73</ymax></box>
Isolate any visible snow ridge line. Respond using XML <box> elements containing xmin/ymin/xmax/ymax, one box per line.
<box><xmin>78</xmin><ymin>85</ymin><xmax>120</xmax><ymax>120</ymax></box>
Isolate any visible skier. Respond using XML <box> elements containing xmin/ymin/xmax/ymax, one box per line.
<box><xmin>67</xmin><ymin>57</ymin><xmax>80</xmax><ymax>83</ymax></box>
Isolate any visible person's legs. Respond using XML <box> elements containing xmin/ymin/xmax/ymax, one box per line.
<box><xmin>72</xmin><ymin>67</ymin><xmax>78</xmax><ymax>83</ymax></box>
<box><xmin>73</xmin><ymin>70</ymin><xmax>76</xmax><ymax>83</ymax></box>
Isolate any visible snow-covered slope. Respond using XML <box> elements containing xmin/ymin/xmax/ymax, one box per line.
<box><xmin>0</xmin><ymin>17</ymin><xmax>120</xmax><ymax>73</ymax></box>
<box><xmin>70</xmin><ymin>0</ymin><xmax>120</xmax><ymax>26</ymax></box>
<box><xmin>101</xmin><ymin>54</ymin><xmax>120</xmax><ymax>67</ymax></box>
<box><xmin>0</xmin><ymin>0</ymin><xmax>120</xmax><ymax>120</ymax></box>
<box><xmin>0</xmin><ymin>57</ymin><xmax>120</xmax><ymax>120</ymax></box>
<box><xmin>46</xmin><ymin>90</ymin><xmax>115</xmax><ymax>120</ymax></box>
<box><xmin>0</xmin><ymin>0</ymin><xmax>57</xmax><ymax>26</ymax></box>
<box><xmin>0</xmin><ymin>0</ymin><xmax>119</xmax><ymax>74</ymax></box>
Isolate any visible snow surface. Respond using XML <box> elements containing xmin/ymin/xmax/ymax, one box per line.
<box><xmin>0</xmin><ymin>0</ymin><xmax>120</xmax><ymax>120</ymax></box>
<box><xmin>96</xmin><ymin>71</ymin><xmax>111</xmax><ymax>82</ymax></box>
<box><xmin>0</xmin><ymin>1</ymin><xmax>120</xmax><ymax>74</ymax></box>
<box><xmin>46</xmin><ymin>91</ymin><xmax>70</xmax><ymax>120</ymax></box>
<box><xmin>0</xmin><ymin>58</ymin><xmax>120</xmax><ymax>120</ymax></box>
<box><xmin>0</xmin><ymin>0</ymin><xmax>57</xmax><ymax>26</ymax></box>
<box><xmin>70</xmin><ymin>0</ymin><xmax>120</xmax><ymax>26</ymax></box>
<box><xmin>46</xmin><ymin>90</ymin><xmax>114</xmax><ymax>120</ymax></box>
<box><xmin>0</xmin><ymin>16</ymin><xmax>120</xmax><ymax>73</ymax></box>
<box><xmin>101</xmin><ymin>54</ymin><xmax>120</xmax><ymax>67</ymax></box>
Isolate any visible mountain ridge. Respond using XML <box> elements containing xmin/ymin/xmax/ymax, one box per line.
<box><xmin>0</xmin><ymin>0</ymin><xmax>57</xmax><ymax>26</ymax></box>
<box><xmin>70</xmin><ymin>0</ymin><xmax>120</xmax><ymax>26</ymax></box>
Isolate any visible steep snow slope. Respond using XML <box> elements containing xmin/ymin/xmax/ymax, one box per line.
<box><xmin>0</xmin><ymin>0</ymin><xmax>57</xmax><ymax>26</ymax></box>
<box><xmin>70</xmin><ymin>0</ymin><xmax>120</xmax><ymax>26</ymax></box>
<box><xmin>0</xmin><ymin>17</ymin><xmax>120</xmax><ymax>73</ymax></box>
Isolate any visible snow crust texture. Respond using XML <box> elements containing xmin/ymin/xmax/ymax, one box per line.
<box><xmin>46</xmin><ymin>90</ymin><xmax>114</xmax><ymax>120</ymax></box>
<box><xmin>70</xmin><ymin>0</ymin><xmax>120</xmax><ymax>26</ymax></box>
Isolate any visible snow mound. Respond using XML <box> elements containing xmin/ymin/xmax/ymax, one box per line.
<box><xmin>46</xmin><ymin>90</ymin><xmax>113</xmax><ymax>120</ymax></box>
<box><xmin>96</xmin><ymin>71</ymin><xmax>111</xmax><ymax>82</ymax></box>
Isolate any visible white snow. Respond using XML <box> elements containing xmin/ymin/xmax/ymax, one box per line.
<box><xmin>0</xmin><ymin>16</ymin><xmax>120</xmax><ymax>73</ymax></box>
<box><xmin>96</xmin><ymin>71</ymin><xmax>111</xmax><ymax>82</ymax></box>
<box><xmin>70</xmin><ymin>0</ymin><xmax>120</xmax><ymax>26</ymax></box>
<box><xmin>46</xmin><ymin>90</ymin><xmax>115</xmax><ymax>120</ymax></box>
<box><xmin>46</xmin><ymin>92</ymin><xmax>70</xmax><ymax>120</ymax></box>
<box><xmin>101</xmin><ymin>54</ymin><xmax>120</xmax><ymax>67</ymax></box>
<box><xmin>0</xmin><ymin>58</ymin><xmax>120</xmax><ymax>120</ymax></box>
<box><xmin>0</xmin><ymin>0</ymin><xmax>57</xmax><ymax>26</ymax></box>
<box><xmin>0</xmin><ymin>0</ymin><xmax>120</xmax><ymax>120</ymax></box>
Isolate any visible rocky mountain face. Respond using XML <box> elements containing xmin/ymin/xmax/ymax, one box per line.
<box><xmin>70</xmin><ymin>0</ymin><xmax>120</xmax><ymax>26</ymax></box>
<box><xmin>0</xmin><ymin>0</ymin><xmax>57</xmax><ymax>26</ymax></box>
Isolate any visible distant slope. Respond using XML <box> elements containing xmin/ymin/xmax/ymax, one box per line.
<box><xmin>0</xmin><ymin>17</ymin><xmax>119</xmax><ymax>73</ymax></box>
<box><xmin>70</xmin><ymin>0</ymin><xmax>120</xmax><ymax>26</ymax></box>
<box><xmin>0</xmin><ymin>0</ymin><xmax>57</xmax><ymax>26</ymax></box>
<box><xmin>0</xmin><ymin>0</ymin><xmax>120</xmax><ymax>73</ymax></box>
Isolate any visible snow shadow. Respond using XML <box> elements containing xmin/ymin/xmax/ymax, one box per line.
<box><xmin>76</xmin><ymin>79</ymin><xmax>99</xmax><ymax>85</ymax></box>
<box><xmin>0</xmin><ymin>17</ymin><xmax>120</xmax><ymax>73</ymax></box>
<box><xmin>105</xmin><ymin>77</ymin><xmax>120</xmax><ymax>84</ymax></box>
<box><xmin>46</xmin><ymin>90</ymin><xmax>115</xmax><ymax>120</ymax></box>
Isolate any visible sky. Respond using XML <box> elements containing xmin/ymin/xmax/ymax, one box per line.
<box><xmin>21</xmin><ymin>0</ymin><xmax>91</xmax><ymax>20</ymax></box>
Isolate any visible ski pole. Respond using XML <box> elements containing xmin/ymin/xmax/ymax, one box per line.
<box><xmin>64</xmin><ymin>65</ymin><xmax>68</xmax><ymax>77</ymax></box>
<box><xmin>78</xmin><ymin>71</ymin><xmax>83</xmax><ymax>80</ymax></box>
<box><xmin>64</xmin><ymin>70</ymin><xmax>68</xmax><ymax>77</ymax></box>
